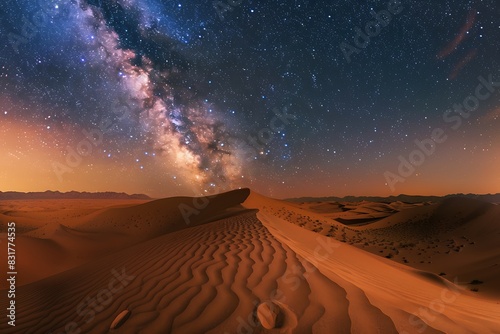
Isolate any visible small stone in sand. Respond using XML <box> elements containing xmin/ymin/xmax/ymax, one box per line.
<box><xmin>110</xmin><ymin>309</ymin><xmax>131</xmax><ymax>330</ymax></box>
<box><xmin>257</xmin><ymin>301</ymin><xmax>282</xmax><ymax>329</ymax></box>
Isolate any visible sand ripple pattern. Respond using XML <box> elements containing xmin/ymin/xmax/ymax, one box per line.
<box><xmin>0</xmin><ymin>211</ymin><xmax>404</xmax><ymax>333</ymax></box>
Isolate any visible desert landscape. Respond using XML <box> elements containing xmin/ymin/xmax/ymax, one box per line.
<box><xmin>1</xmin><ymin>189</ymin><xmax>499</xmax><ymax>333</ymax></box>
<box><xmin>2</xmin><ymin>0</ymin><xmax>499</xmax><ymax>333</ymax></box>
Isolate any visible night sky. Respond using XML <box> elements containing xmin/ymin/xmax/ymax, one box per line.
<box><xmin>0</xmin><ymin>0</ymin><xmax>499</xmax><ymax>198</ymax></box>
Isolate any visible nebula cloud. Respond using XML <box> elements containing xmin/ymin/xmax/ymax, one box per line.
<box><xmin>74</xmin><ymin>0</ymin><xmax>243</xmax><ymax>193</ymax></box>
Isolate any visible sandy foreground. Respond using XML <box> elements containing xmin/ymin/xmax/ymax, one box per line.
<box><xmin>0</xmin><ymin>189</ymin><xmax>499</xmax><ymax>333</ymax></box>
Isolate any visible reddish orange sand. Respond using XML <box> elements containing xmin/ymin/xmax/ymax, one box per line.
<box><xmin>1</xmin><ymin>189</ymin><xmax>499</xmax><ymax>333</ymax></box>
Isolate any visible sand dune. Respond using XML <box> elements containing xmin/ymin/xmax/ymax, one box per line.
<box><xmin>259</xmin><ymin>193</ymin><xmax>500</xmax><ymax>298</ymax></box>
<box><xmin>2</xmin><ymin>211</ymin><xmax>353</xmax><ymax>333</ymax></box>
<box><xmin>293</xmin><ymin>200</ymin><xmax>423</xmax><ymax>226</ymax></box>
<box><xmin>0</xmin><ymin>190</ymin><xmax>250</xmax><ymax>286</ymax></box>
<box><xmin>1</xmin><ymin>189</ymin><xmax>499</xmax><ymax>333</ymax></box>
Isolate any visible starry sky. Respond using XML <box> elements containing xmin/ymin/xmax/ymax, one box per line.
<box><xmin>0</xmin><ymin>0</ymin><xmax>499</xmax><ymax>198</ymax></box>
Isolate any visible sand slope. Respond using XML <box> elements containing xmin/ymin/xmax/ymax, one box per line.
<box><xmin>0</xmin><ymin>189</ymin><xmax>250</xmax><ymax>286</ymax></box>
<box><xmin>1</xmin><ymin>211</ymin><xmax>357</xmax><ymax>333</ymax></box>
<box><xmin>258</xmin><ymin>194</ymin><xmax>500</xmax><ymax>298</ymax></box>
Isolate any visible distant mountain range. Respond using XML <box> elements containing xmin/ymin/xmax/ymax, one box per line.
<box><xmin>0</xmin><ymin>191</ymin><xmax>151</xmax><ymax>200</ymax></box>
<box><xmin>2</xmin><ymin>190</ymin><xmax>498</xmax><ymax>204</ymax></box>
<box><xmin>287</xmin><ymin>193</ymin><xmax>500</xmax><ymax>204</ymax></box>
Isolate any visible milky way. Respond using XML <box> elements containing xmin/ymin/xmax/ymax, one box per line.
<box><xmin>70</xmin><ymin>0</ymin><xmax>244</xmax><ymax>193</ymax></box>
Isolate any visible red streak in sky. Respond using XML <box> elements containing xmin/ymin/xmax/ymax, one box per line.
<box><xmin>437</xmin><ymin>9</ymin><xmax>477</xmax><ymax>60</ymax></box>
